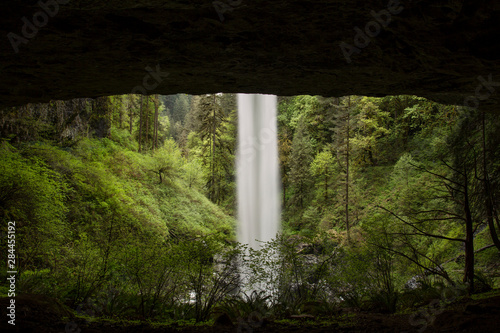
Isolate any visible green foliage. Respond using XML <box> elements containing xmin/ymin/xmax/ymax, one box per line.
<box><xmin>0</xmin><ymin>129</ymin><xmax>236</xmax><ymax>306</ymax></box>
<box><xmin>150</xmin><ymin>138</ymin><xmax>183</xmax><ymax>184</ymax></box>
<box><xmin>2</xmin><ymin>92</ymin><xmax>500</xmax><ymax>325</ymax></box>
<box><xmin>325</xmin><ymin>243</ymin><xmax>372</xmax><ymax>308</ymax></box>
<box><xmin>18</xmin><ymin>269</ymin><xmax>53</xmax><ymax>295</ymax></box>
<box><xmin>182</xmin><ymin>156</ymin><xmax>204</xmax><ymax>189</ymax></box>
<box><xmin>188</xmin><ymin>95</ymin><xmax>236</xmax><ymax>206</ymax></box>
<box><xmin>351</xmin><ymin>97</ymin><xmax>391</xmax><ymax>166</ymax></box>
<box><xmin>115</xmin><ymin>237</ymin><xmax>182</xmax><ymax>318</ymax></box>
<box><xmin>162</xmin><ymin>94</ymin><xmax>191</xmax><ymax>128</ymax></box>
<box><xmin>110</xmin><ymin>127</ymin><xmax>139</xmax><ymax>151</ymax></box>
<box><xmin>275</xmin><ymin>94</ymin><xmax>499</xmax><ymax>304</ymax></box>
<box><xmin>288</xmin><ymin>119</ymin><xmax>313</xmax><ymax>212</ymax></box>
<box><xmin>175</xmin><ymin>235</ymin><xmax>241</xmax><ymax>322</ymax></box>
<box><xmin>285</xmin><ymin>95</ymin><xmax>321</xmax><ymax>131</ymax></box>
<box><xmin>310</xmin><ymin>148</ymin><xmax>337</xmax><ymax>207</ymax></box>
<box><xmin>0</xmin><ymin>142</ymin><xmax>69</xmax><ymax>272</ymax></box>
<box><xmin>243</xmin><ymin>235</ymin><xmax>336</xmax><ymax>316</ymax></box>
<box><xmin>217</xmin><ymin>290</ymin><xmax>271</xmax><ymax>323</ymax></box>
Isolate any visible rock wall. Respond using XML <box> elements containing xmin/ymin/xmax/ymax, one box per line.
<box><xmin>0</xmin><ymin>0</ymin><xmax>499</xmax><ymax>109</ymax></box>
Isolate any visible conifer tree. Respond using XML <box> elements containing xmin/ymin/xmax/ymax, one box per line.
<box><xmin>289</xmin><ymin>118</ymin><xmax>313</xmax><ymax>210</ymax></box>
<box><xmin>333</xmin><ymin>96</ymin><xmax>353</xmax><ymax>236</ymax></box>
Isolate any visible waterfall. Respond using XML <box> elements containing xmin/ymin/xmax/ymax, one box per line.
<box><xmin>237</xmin><ymin>94</ymin><xmax>281</xmax><ymax>250</ymax></box>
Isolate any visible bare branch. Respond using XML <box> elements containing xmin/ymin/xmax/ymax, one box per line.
<box><xmin>367</xmin><ymin>241</ymin><xmax>453</xmax><ymax>284</ymax></box>
<box><xmin>376</xmin><ymin>205</ymin><xmax>466</xmax><ymax>242</ymax></box>
<box><xmin>439</xmin><ymin>158</ymin><xmax>464</xmax><ymax>176</ymax></box>
<box><xmin>411</xmin><ymin>161</ymin><xmax>463</xmax><ymax>187</ymax></box>
<box><xmin>409</xmin><ymin>209</ymin><xmax>463</xmax><ymax>219</ymax></box>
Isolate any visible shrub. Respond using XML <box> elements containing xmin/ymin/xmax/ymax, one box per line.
<box><xmin>0</xmin><ymin>143</ymin><xmax>68</xmax><ymax>273</ymax></box>
<box><xmin>244</xmin><ymin>235</ymin><xmax>336</xmax><ymax>316</ymax></box>
<box><xmin>150</xmin><ymin>138</ymin><xmax>183</xmax><ymax>184</ymax></box>
<box><xmin>175</xmin><ymin>235</ymin><xmax>242</xmax><ymax>322</ymax></box>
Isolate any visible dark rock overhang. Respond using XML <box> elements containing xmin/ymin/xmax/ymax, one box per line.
<box><xmin>0</xmin><ymin>0</ymin><xmax>499</xmax><ymax>110</ymax></box>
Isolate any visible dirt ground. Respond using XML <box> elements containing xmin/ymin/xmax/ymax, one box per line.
<box><xmin>1</xmin><ymin>293</ymin><xmax>499</xmax><ymax>333</ymax></box>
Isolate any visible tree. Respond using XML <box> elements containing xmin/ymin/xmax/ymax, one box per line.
<box><xmin>193</xmin><ymin>94</ymin><xmax>235</xmax><ymax>204</ymax></box>
<box><xmin>277</xmin><ymin>96</ymin><xmax>295</xmax><ymax>208</ymax></box>
<box><xmin>145</xmin><ymin>96</ymin><xmax>150</xmax><ymax>150</ymax></box>
<box><xmin>153</xmin><ymin>94</ymin><xmax>159</xmax><ymax>150</ymax></box>
<box><xmin>138</xmin><ymin>95</ymin><xmax>144</xmax><ymax>152</ymax></box>
<box><xmin>289</xmin><ymin>118</ymin><xmax>313</xmax><ymax>210</ymax></box>
<box><xmin>306</xmin><ymin>96</ymin><xmax>337</xmax><ymax>148</ymax></box>
<box><xmin>150</xmin><ymin>138</ymin><xmax>183</xmax><ymax>184</ymax></box>
<box><xmin>378</xmin><ymin>109</ymin><xmax>499</xmax><ymax>294</ymax></box>
<box><xmin>182</xmin><ymin>156</ymin><xmax>204</xmax><ymax>189</ymax></box>
<box><xmin>377</xmin><ymin>155</ymin><xmax>478</xmax><ymax>293</ymax></box>
<box><xmin>90</xmin><ymin>96</ymin><xmax>112</xmax><ymax>138</ymax></box>
<box><xmin>351</xmin><ymin>97</ymin><xmax>390</xmax><ymax>166</ymax></box>
<box><xmin>160</xmin><ymin>94</ymin><xmax>191</xmax><ymax>143</ymax></box>
<box><xmin>128</xmin><ymin>95</ymin><xmax>135</xmax><ymax>134</ymax></box>
<box><xmin>180</xmin><ymin>95</ymin><xmax>203</xmax><ymax>149</ymax></box>
<box><xmin>0</xmin><ymin>143</ymin><xmax>68</xmax><ymax>274</ymax></box>
<box><xmin>333</xmin><ymin>96</ymin><xmax>354</xmax><ymax>236</ymax></box>
<box><xmin>310</xmin><ymin>148</ymin><xmax>336</xmax><ymax>208</ymax></box>
<box><xmin>176</xmin><ymin>236</ymin><xmax>240</xmax><ymax>322</ymax></box>
<box><xmin>278</xmin><ymin>130</ymin><xmax>292</xmax><ymax>206</ymax></box>
<box><xmin>167</xmin><ymin>94</ymin><xmax>191</xmax><ymax>126</ymax></box>
<box><xmin>480</xmin><ymin>111</ymin><xmax>500</xmax><ymax>251</ymax></box>
<box><xmin>219</xmin><ymin>93</ymin><xmax>237</xmax><ymax>116</ymax></box>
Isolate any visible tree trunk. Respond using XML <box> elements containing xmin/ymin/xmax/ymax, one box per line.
<box><xmin>91</xmin><ymin>97</ymin><xmax>111</xmax><ymax>138</ymax></box>
<box><xmin>212</xmin><ymin>94</ymin><xmax>216</xmax><ymax>202</ymax></box>
<box><xmin>346</xmin><ymin>96</ymin><xmax>350</xmax><ymax>240</ymax></box>
<box><xmin>138</xmin><ymin>95</ymin><xmax>143</xmax><ymax>153</ymax></box>
<box><xmin>128</xmin><ymin>95</ymin><xmax>134</xmax><ymax>134</ymax></box>
<box><xmin>283</xmin><ymin>180</ymin><xmax>287</xmax><ymax>207</ymax></box>
<box><xmin>324</xmin><ymin>173</ymin><xmax>328</xmax><ymax>206</ymax></box>
<box><xmin>482</xmin><ymin>111</ymin><xmax>500</xmax><ymax>251</ymax></box>
<box><xmin>118</xmin><ymin>97</ymin><xmax>123</xmax><ymax>129</ymax></box>
<box><xmin>463</xmin><ymin>166</ymin><xmax>474</xmax><ymax>294</ymax></box>
<box><xmin>154</xmin><ymin>94</ymin><xmax>159</xmax><ymax>150</ymax></box>
<box><xmin>145</xmin><ymin>96</ymin><xmax>150</xmax><ymax>151</ymax></box>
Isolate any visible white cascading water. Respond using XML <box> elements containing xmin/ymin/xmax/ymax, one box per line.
<box><xmin>237</xmin><ymin>94</ymin><xmax>280</xmax><ymax>250</ymax></box>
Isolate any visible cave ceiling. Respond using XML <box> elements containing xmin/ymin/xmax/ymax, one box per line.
<box><xmin>0</xmin><ymin>0</ymin><xmax>499</xmax><ymax>110</ymax></box>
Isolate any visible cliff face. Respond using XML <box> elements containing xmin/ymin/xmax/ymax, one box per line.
<box><xmin>0</xmin><ymin>0</ymin><xmax>499</xmax><ymax>109</ymax></box>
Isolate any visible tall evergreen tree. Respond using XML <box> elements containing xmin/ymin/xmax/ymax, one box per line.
<box><xmin>289</xmin><ymin>118</ymin><xmax>313</xmax><ymax>210</ymax></box>
<box><xmin>153</xmin><ymin>94</ymin><xmax>159</xmax><ymax>150</ymax></box>
<box><xmin>138</xmin><ymin>95</ymin><xmax>144</xmax><ymax>152</ymax></box>
<box><xmin>351</xmin><ymin>97</ymin><xmax>390</xmax><ymax>166</ymax></box>
<box><xmin>333</xmin><ymin>96</ymin><xmax>354</xmax><ymax>236</ymax></box>
<box><xmin>194</xmin><ymin>94</ymin><xmax>235</xmax><ymax>204</ymax></box>
<box><xmin>310</xmin><ymin>147</ymin><xmax>336</xmax><ymax>208</ymax></box>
